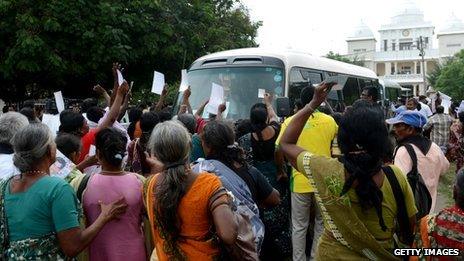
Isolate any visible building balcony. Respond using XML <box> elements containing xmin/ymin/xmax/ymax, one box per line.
<box><xmin>374</xmin><ymin>48</ymin><xmax>439</xmax><ymax>62</ymax></box>
<box><xmin>380</xmin><ymin>74</ymin><xmax>424</xmax><ymax>84</ymax></box>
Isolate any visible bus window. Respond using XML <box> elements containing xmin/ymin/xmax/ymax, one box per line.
<box><xmin>342</xmin><ymin>77</ymin><xmax>361</xmax><ymax>105</ymax></box>
<box><xmin>289</xmin><ymin>67</ymin><xmax>322</xmax><ymax>108</ymax></box>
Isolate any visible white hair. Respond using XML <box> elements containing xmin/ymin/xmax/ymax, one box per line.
<box><xmin>0</xmin><ymin>112</ymin><xmax>29</xmax><ymax>145</ymax></box>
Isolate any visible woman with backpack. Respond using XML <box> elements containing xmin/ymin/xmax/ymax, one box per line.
<box><xmin>80</xmin><ymin>127</ymin><xmax>147</xmax><ymax>260</ymax></box>
<box><xmin>144</xmin><ymin>120</ymin><xmax>238</xmax><ymax>260</ymax></box>
<box><xmin>280</xmin><ymin>83</ymin><xmax>418</xmax><ymax>260</ymax></box>
<box><xmin>195</xmin><ymin>120</ymin><xmax>280</xmax><ymax>254</ymax></box>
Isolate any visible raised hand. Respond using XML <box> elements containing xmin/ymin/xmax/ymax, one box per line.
<box><xmin>218</xmin><ymin>102</ymin><xmax>227</xmax><ymax>113</ymax></box>
<box><xmin>117</xmin><ymin>81</ymin><xmax>129</xmax><ymax>97</ymax></box>
<box><xmin>93</xmin><ymin>84</ymin><xmax>106</xmax><ymax>95</ymax></box>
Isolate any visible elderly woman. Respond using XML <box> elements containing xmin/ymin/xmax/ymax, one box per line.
<box><xmin>280</xmin><ymin>83</ymin><xmax>417</xmax><ymax>260</ymax></box>
<box><xmin>144</xmin><ymin>121</ymin><xmax>237</xmax><ymax>260</ymax></box>
<box><xmin>0</xmin><ymin>112</ymin><xmax>29</xmax><ymax>180</ymax></box>
<box><xmin>0</xmin><ymin>123</ymin><xmax>127</xmax><ymax>259</ymax></box>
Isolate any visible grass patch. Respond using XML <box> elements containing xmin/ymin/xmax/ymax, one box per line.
<box><xmin>437</xmin><ymin>163</ymin><xmax>456</xmax><ymax>207</ymax></box>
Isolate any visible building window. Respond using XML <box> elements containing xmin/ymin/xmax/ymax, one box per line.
<box><xmin>392</xmin><ymin>43</ymin><xmax>396</xmax><ymax>51</ymax></box>
<box><xmin>384</xmin><ymin>40</ymin><xmax>388</xmax><ymax>51</ymax></box>
<box><xmin>399</xmin><ymin>42</ymin><xmax>412</xmax><ymax>50</ymax></box>
<box><xmin>416</xmin><ymin>64</ymin><xmax>421</xmax><ymax>74</ymax></box>
<box><xmin>391</xmin><ymin>66</ymin><xmax>395</xmax><ymax>74</ymax></box>
<box><xmin>400</xmin><ymin>66</ymin><xmax>412</xmax><ymax>74</ymax></box>
<box><xmin>446</xmin><ymin>43</ymin><xmax>462</xmax><ymax>47</ymax></box>
<box><xmin>353</xmin><ymin>48</ymin><xmax>366</xmax><ymax>53</ymax></box>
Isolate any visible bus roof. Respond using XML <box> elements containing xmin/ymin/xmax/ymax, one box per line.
<box><xmin>194</xmin><ymin>48</ymin><xmax>378</xmax><ymax>79</ymax></box>
<box><xmin>379</xmin><ymin>79</ymin><xmax>402</xmax><ymax>89</ymax></box>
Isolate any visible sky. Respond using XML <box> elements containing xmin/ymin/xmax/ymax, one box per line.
<box><xmin>241</xmin><ymin>0</ymin><xmax>464</xmax><ymax>56</ymax></box>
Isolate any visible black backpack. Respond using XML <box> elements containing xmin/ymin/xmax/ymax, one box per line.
<box><xmin>396</xmin><ymin>144</ymin><xmax>432</xmax><ymax>219</ymax></box>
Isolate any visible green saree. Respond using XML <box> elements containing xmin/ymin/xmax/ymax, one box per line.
<box><xmin>297</xmin><ymin>152</ymin><xmax>400</xmax><ymax>261</ymax></box>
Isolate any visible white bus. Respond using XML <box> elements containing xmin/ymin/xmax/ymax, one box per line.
<box><xmin>178</xmin><ymin>48</ymin><xmax>380</xmax><ymax>119</ymax></box>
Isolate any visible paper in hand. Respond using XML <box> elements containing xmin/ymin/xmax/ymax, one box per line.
<box><xmin>117</xmin><ymin>69</ymin><xmax>124</xmax><ymax>87</ymax></box>
<box><xmin>54</xmin><ymin>91</ymin><xmax>65</xmax><ymax>113</ymax></box>
<box><xmin>89</xmin><ymin>145</ymin><xmax>96</xmax><ymax>156</ymax></box>
<box><xmin>258</xmin><ymin>89</ymin><xmax>265</xmax><ymax>98</ymax></box>
<box><xmin>151</xmin><ymin>71</ymin><xmax>165</xmax><ymax>95</ymax></box>
<box><xmin>206</xmin><ymin>83</ymin><xmax>225</xmax><ymax>115</ymax></box>
<box><xmin>179</xmin><ymin>69</ymin><xmax>189</xmax><ymax>92</ymax></box>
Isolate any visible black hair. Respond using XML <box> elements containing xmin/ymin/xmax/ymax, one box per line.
<box><xmin>202</xmin><ymin>121</ymin><xmax>247</xmax><ymax>169</ymax></box>
<box><xmin>436</xmin><ymin>105</ymin><xmax>445</xmax><ymax>114</ymax></box>
<box><xmin>86</xmin><ymin>106</ymin><xmax>105</xmax><ymax>123</ymax></box>
<box><xmin>140</xmin><ymin>112</ymin><xmax>160</xmax><ymax>151</ymax></box>
<box><xmin>455</xmin><ymin>168</ymin><xmax>464</xmax><ymax>209</ymax></box>
<box><xmin>458</xmin><ymin>111</ymin><xmax>464</xmax><ymax>124</ymax></box>
<box><xmin>338</xmin><ymin>100</ymin><xmax>392</xmax><ymax>231</ymax></box>
<box><xmin>318</xmin><ymin>105</ymin><xmax>332</xmax><ymax>115</ymax></box>
<box><xmin>362</xmin><ymin>87</ymin><xmax>379</xmax><ymax>102</ymax></box>
<box><xmin>177</xmin><ymin>114</ymin><xmax>196</xmax><ymax>135</ymax></box>
<box><xmin>22</xmin><ymin>100</ymin><xmax>35</xmax><ymax>109</ymax></box>
<box><xmin>294</xmin><ymin>99</ymin><xmax>304</xmax><ymax>111</ymax></box>
<box><xmin>158</xmin><ymin>110</ymin><xmax>172</xmax><ymax>123</ymax></box>
<box><xmin>332</xmin><ymin>112</ymin><xmax>343</xmax><ymax>125</ymax></box>
<box><xmin>300</xmin><ymin>85</ymin><xmax>315</xmax><ymax>106</ymax></box>
<box><xmin>250</xmin><ymin>103</ymin><xmax>268</xmax><ymax>137</ymax></box>
<box><xmin>129</xmin><ymin>108</ymin><xmax>143</xmax><ymax>123</ymax></box>
<box><xmin>95</xmin><ymin>127</ymin><xmax>127</xmax><ymax>167</ymax></box>
<box><xmin>59</xmin><ymin>110</ymin><xmax>85</xmax><ymax>135</ymax></box>
<box><xmin>81</xmin><ymin>98</ymin><xmax>98</xmax><ymax>113</ymax></box>
<box><xmin>19</xmin><ymin>107</ymin><xmax>37</xmax><ymax>123</ymax></box>
<box><xmin>235</xmin><ymin>119</ymin><xmax>253</xmax><ymax>140</ymax></box>
<box><xmin>2</xmin><ymin>106</ymin><xmax>8</xmax><ymax>113</ymax></box>
<box><xmin>55</xmin><ymin>133</ymin><xmax>81</xmax><ymax>159</ymax></box>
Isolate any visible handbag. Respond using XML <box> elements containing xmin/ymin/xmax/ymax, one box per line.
<box><xmin>209</xmin><ymin>187</ymin><xmax>259</xmax><ymax>261</ymax></box>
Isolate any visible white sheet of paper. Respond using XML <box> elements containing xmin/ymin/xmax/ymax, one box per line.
<box><xmin>54</xmin><ymin>91</ymin><xmax>65</xmax><ymax>113</ymax></box>
<box><xmin>117</xmin><ymin>69</ymin><xmax>124</xmax><ymax>86</ymax></box>
<box><xmin>222</xmin><ymin>101</ymin><xmax>230</xmax><ymax>118</ymax></box>
<box><xmin>41</xmin><ymin>114</ymin><xmax>60</xmax><ymax>138</ymax></box>
<box><xmin>206</xmin><ymin>83</ymin><xmax>224</xmax><ymax>115</ymax></box>
<box><xmin>151</xmin><ymin>71</ymin><xmax>165</xmax><ymax>95</ymax></box>
<box><xmin>89</xmin><ymin>145</ymin><xmax>96</xmax><ymax>156</ymax></box>
<box><xmin>258</xmin><ymin>89</ymin><xmax>265</xmax><ymax>98</ymax></box>
<box><xmin>179</xmin><ymin>69</ymin><xmax>189</xmax><ymax>92</ymax></box>
<box><xmin>458</xmin><ymin>101</ymin><xmax>464</xmax><ymax>114</ymax></box>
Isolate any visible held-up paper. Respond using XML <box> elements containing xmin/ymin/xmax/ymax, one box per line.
<box><xmin>151</xmin><ymin>71</ymin><xmax>165</xmax><ymax>95</ymax></box>
<box><xmin>54</xmin><ymin>91</ymin><xmax>65</xmax><ymax>113</ymax></box>
<box><xmin>117</xmin><ymin>69</ymin><xmax>124</xmax><ymax>87</ymax></box>
<box><xmin>89</xmin><ymin>145</ymin><xmax>96</xmax><ymax>156</ymax></box>
<box><xmin>206</xmin><ymin>83</ymin><xmax>224</xmax><ymax>115</ymax></box>
<box><xmin>179</xmin><ymin>69</ymin><xmax>189</xmax><ymax>92</ymax></box>
<box><xmin>258</xmin><ymin>89</ymin><xmax>265</xmax><ymax>98</ymax></box>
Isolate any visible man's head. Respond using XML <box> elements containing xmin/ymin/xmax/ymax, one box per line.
<box><xmin>419</xmin><ymin>95</ymin><xmax>428</xmax><ymax>104</ymax></box>
<box><xmin>360</xmin><ymin>87</ymin><xmax>379</xmax><ymax>103</ymax></box>
<box><xmin>81</xmin><ymin>98</ymin><xmax>98</xmax><ymax>114</ymax></box>
<box><xmin>406</xmin><ymin>98</ymin><xmax>419</xmax><ymax>111</ymax></box>
<box><xmin>0</xmin><ymin>112</ymin><xmax>29</xmax><ymax>146</ymax></box>
<box><xmin>386</xmin><ymin>110</ymin><xmax>427</xmax><ymax>141</ymax></box>
<box><xmin>59</xmin><ymin>110</ymin><xmax>88</xmax><ymax>137</ymax></box>
<box><xmin>300</xmin><ymin>85</ymin><xmax>315</xmax><ymax>106</ymax></box>
<box><xmin>436</xmin><ymin>105</ymin><xmax>445</xmax><ymax>114</ymax></box>
<box><xmin>86</xmin><ymin>106</ymin><xmax>105</xmax><ymax>124</ymax></box>
<box><xmin>454</xmin><ymin>168</ymin><xmax>464</xmax><ymax>210</ymax></box>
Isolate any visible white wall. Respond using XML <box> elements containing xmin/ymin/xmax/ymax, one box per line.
<box><xmin>438</xmin><ymin>33</ymin><xmax>464</xmax><ymax>57</ymax></box>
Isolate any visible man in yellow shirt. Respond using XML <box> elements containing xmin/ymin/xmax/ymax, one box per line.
<box><xmin>276</xmin><ymin>86</ymin><xmax>338</xmax><ymax>261</ymax></box>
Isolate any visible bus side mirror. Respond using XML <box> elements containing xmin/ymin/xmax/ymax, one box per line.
<box><xmin>275</xmin><ymin>97</ymin><xmax>291</xmax><ymax>117</ymax></box>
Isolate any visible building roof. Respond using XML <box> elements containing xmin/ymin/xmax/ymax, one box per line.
<box><xmin>437</xmin><ymin>13</ymin><xmax>464</xmax><ymax>36</ymax></box>
<box><xmin>347</xmin><ymin>20</ymin><xmax>376</xmax><ymax>41</ymax></box>
<box><xmin>379</xmin><ymin>0</ymin><xmax>433</xmax><ymax>31</ymax></box>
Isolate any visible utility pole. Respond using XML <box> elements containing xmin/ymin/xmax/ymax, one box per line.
<box><xmin>418</xmin><ymin>36</ymin><xmax>427</xmax><ymax>95</ymax></box>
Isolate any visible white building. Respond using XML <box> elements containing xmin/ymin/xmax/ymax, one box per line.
<box><xmin>345</xmin><ymin>1</ymin><xmax>464</xmax><ymax>96</ymax></box>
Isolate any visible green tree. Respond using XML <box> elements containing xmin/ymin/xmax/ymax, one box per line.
<box><xmin>0</xmin><ymin>0</ymin><xmax>260</xmax><ymax>102</ymax></box>
<box><xmin>325</xmin><ymin>51</ymin><xmax>365</xmax><ymax>67</ymax></box>
<box><xmin>434</xmin><ymin>50</ymin><xmax>464</xmax><ymax>100</ymax></box>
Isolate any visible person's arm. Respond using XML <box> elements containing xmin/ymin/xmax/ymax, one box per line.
<box><xmin>181</xmin><ymin>87</ymin><xmax>193</xmax><ymax>114</ymax></box>
<box><xmin>280</xmin><ymin>82</ymin><xmax>333</xmax><ymax>169</ymax></box>
<box><xmin>57</xmin><ymin>197</ymin><xmax>127</xmax><ymax>257</ymax></box>
<box><xmin>216</xmin><ymin>103</ymin><xmax>227</xmax><ymax>120</ymax></box>
<box><xmin>211</xmin><ymin>198</ymin><xmax>238</xmax><ymax>245</ymax></box>
<box><xmin>323</xmin><ymin>100</ymin><xmax>335</xmax><ymax>115</ymax></box>
<box><xmin>93</xmin><ymin>85</ymin><xmax>111</xmax><ymax>108</ymax></box>
<box><xmin>118</xmin><ymin>88</ymin><xmax>131</xmax><ymax>121</ymax></box>
<box><xmin>264</xmin><ymin>93</ymin><xmax>279</xmax><ymax>123</ymax></box>
<box><xmin>154</xmin><ymin>85</ymin><xmax>168</xmax><ymax>112</ymax></box>
<box><xmin>274</xmin><ymin>148</ymin><xmax>288</xmax><ymax>181</ymax></box>
<box><xmin>75</xmin><ymin>155</ymin><xmax>98</xmax><ymax>172</ymax></box>
<box><xmin>195</xmin><ymin>100</ymin><xmax>209</xmax><ymax>120</ymax></box>
<box><xmin>423</xmin><ymin>117</ymin><xmax>433</xmax><ymax>131</ymax></box>
<box><xmin>262</xmin><ymin>189</ymin><xmax>280</xmax><ymax>207</ymax></box>
<box><xmin>97</xmin><ymin>81</ymin><xmax>129</xmax><ymax>131</ymax></box>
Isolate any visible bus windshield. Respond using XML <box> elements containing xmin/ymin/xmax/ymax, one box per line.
<box><xmin>180</xmin><ymin>66</ymin><xmax>285</xmax><ymax>120</ymax></box>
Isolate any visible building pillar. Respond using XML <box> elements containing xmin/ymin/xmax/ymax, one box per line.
<box><xmin>386</xmin><ymin>62</ymin><xmax>391</xmax><ymax>75</ymax></box>
<box><xmin>394</xmin><ymin>62</ymin><xmax>398</xmax><ymax>74</ymax></box>
<box><xmin>424</xmin><ymin>60</ymin><xmax>428</xmax><ymax>75</ymax></box>
<box><xmin>414</xmin><ymin>61</ymin><xmax>417</xmax><ymax>74</ymax></box>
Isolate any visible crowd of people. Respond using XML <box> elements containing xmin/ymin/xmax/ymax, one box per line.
<box><xmin>0</xmin><ymin>64</ymin><xmax>463</xmax><ymax>260</ymax></box>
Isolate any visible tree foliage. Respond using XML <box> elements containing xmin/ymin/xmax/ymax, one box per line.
<box><xmin>434</xmin><ymin>50</ymin><xmax>464</xmax><ymax>101</ymax></box>
<box><xmin>325</xmin><ymin>51</ymin><xmax>365</xmax><ymax>67</ymax></box>
<box><xmin>0</xmin><ymin>0</ymin><xmax>261</xmax><ymax>102</ymax></box>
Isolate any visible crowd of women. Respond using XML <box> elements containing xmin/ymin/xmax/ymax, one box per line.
<box><xmin>0</xmin><ymin>65</ymin><xmax>463</xmax><ymax>260</ymax></box>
